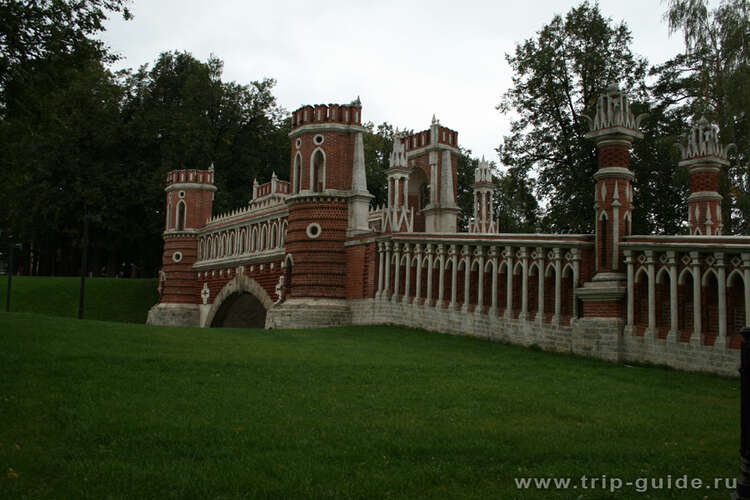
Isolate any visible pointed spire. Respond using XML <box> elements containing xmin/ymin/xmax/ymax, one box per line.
<box><xmin>208</xmin><ymin>162</ymin><xmax>215</xmax><ymax>172</ymax></box>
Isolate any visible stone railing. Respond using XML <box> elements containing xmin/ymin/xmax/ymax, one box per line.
<box><xmin>196</xmin><ymin>216</ymin><xmax>287</xmax><ymax>266</ymax></box>
<box><xmin>622</xmin><ymin>235</ymin><xmax>750</xmax><ymax>350</ymax></box>
<box><xmin>374</xmin><ymin>234</ymin><xmax>593</xmax><ymax>326</ymax></box>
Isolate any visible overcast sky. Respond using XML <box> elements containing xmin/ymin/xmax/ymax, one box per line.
<box><xmin>100</xmin><ymin>0</ymin><xmax>685</xmax><ymax>167</ymax></box>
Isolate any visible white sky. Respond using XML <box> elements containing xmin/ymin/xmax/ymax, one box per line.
<box><xmin>100</xmin><ymin>0</ymin><xmax>685</xmax><ymax>165</ymax></box>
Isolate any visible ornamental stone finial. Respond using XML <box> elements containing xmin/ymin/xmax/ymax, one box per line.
<box><xmin>389</xmin><ymin>132</ymin><xmax>407</xmax><ymax>169</ymax></box>
<box><xmin>677</xmin><ymin>117</ymin><xmax>733</xmax><ymax>165</ymax></box>
<box><xmin>584</xmin><ymin>83</ymin><xmax>646</xmax><ymax>143</ymax></box>
<box><xmin>473</xmin><ymin>156</ymin><xmax>493</xmax><ymax>184</ymax></box>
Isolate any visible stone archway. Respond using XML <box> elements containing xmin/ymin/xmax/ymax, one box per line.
<box><xmin>203</xmin><ymin>274</ymin><xmax>274</xmax><ymax>328</ymax></box>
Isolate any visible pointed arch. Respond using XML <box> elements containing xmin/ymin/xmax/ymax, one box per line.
<box><xmin>678</xmin><ymin>266</ymin><xmax>695</xmax><ymax>285</ymax></box>
<box><xmin>728</xmin><ymin>269</ymin><xmax>744</xmax><ymax>288</ymax></box>
<box><xmin>270</xmin><ymin>223</ymin><xmax>278</xmax><ymax>250</ymax></box>
<box><xmin>701</xmin><ymin>267</ymin><xmax>718</xmax><ymax>287</ymax></box>
<box><xmin>655</xmin><ymin>266</ymin><xmax>670</xmax><ymax>284</ymax></box>
<box><xmin>176</xmin><ymin>200</ymin><xmax>186</xmax><ymax>231</ymax></box>
<box><xmin>310</xmin><ymin>148</ymin><xmax>326</xmax><ymax>192</ymax></box>
<box><xmin>513</xmin><ymin>261</ymin><xmax>524</xmax><ymax>275</ymax></box>
<box><xmin>634</xmin><ymin>266</ymin><xmax>648</xmax><ymax>284</ymax></box>
<box><xmin>293</xmin><ymin>152</ymin><xmax>302</xmax><ymax>194</ymax></box>
<box><xmin>251</xmin><ymin>226</ymin><xmax>258</xmax><ymax>252</ymax></box>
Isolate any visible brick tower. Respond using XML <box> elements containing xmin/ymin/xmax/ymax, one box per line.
<box><xmin>576</xmin><ymin>83</ymin><xmax>646</xmax><ymax>318</ymax></box>
<box><xmin>678</xmin><ymin>117</ymin><xmax>732</xmax><ymax>235</ymax></box>
<box><xmin>266</xmin><ymin>98</ymin><xmax>372</xmax><ymax>328</ymax></box>
<box><xmin>147</xmin><ymin>165</ymin><xmax>216</xmax><ymax>325</ymax></box>
<box><xmin>470</xmin><ymin>156</ymin><xmax>497</xmax><ymax>233</ymax></box>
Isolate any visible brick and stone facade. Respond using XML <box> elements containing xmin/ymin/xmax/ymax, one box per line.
<box><xmin>148</xmin><ymin>89</ymin><xmax>749</xmax><ymax>377</ymax></box>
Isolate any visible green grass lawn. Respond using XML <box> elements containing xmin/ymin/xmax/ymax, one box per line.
<box><xmin>0</xmin><ymin>276</ymin><xmax>158</xmax><ymax>323</ymax></box>
<box><xmin>0</xmin><ymin>312</ymin><xmax>741</xmax><ymax>499</ymax></box>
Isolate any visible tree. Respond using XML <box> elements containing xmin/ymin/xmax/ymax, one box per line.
<box><xmin>0</xmin><ymin>0</ymin><xmax>131</xmax><ymax>105</ymax></box>
<box><xmin>498</xmin><ymin>1</ymin><xmax>649</xmax><ymax>233</ymax></box>
<box><xmin>362</xmin><ymin>122</ymin><xmax>394</xmax><ymax>207</ymax></box>
<box><xmin>654</xmin><ymin>0</ymin><xmax>750</xmax><ymax>233</ymax></box>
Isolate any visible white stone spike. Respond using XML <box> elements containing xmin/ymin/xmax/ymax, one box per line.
<box><xmin>601</xmin><ymin>182</ymin><xmax>607</xmax><ymax>200</ymax></box>
<box><xmin>613</xmin><ymin>181</ymin><xmax>619</xmax><ymax>200</ymax></box>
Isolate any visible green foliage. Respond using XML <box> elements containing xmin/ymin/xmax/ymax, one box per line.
<box><xmin>0</xmin><ymin>276</ymin><xmax>158</xmax><ymax>323</ymax></box>
<box><xmin>0</xmin><ymin>314</ymin><xmax>739</xmax><ymax>498</ymax></box>
<box><xmin>654</xmin><ymin>0</ymin><xmax>750</xmax><ymax>233</ymax></box>
<box><xmin>498</xmin><ymin>1</ymin><xmax>649</xmax><ymax>233</ymax></box>
<box><xmin>0</xmin><ymin>0</ymin><xmax>131</xmax><ymax>97</ymax></box>
<box><xmin>362</xmin><ymin>121</ymin><xmax>395</xmax><ymax>207</ymax></box>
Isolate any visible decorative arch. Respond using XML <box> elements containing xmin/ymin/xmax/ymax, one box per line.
<box><xmin>728</xmin><ymin>269</ymin><xmax>745</xmax><ymax>288</ymax></box>
<box><xmin>513</xmin><ymin>261</ymin><xmax>524</xmax><ymax>275</ymax></box>
<box><xmin>484</xmin><ymin>259</ymin><xmax>495</xmax><ymax>273</ymax></box>
<box><xmin>176</xmin><ymin>200</ymin><xmax>187</xmax><ymax>231</ymax></box>
<box><xmin>293</xmin><ymin>152</ymin><xmax>302</xmax><ymax>194</ymax></box>
<box><xmin>412</xmin><ymin>254</ymin><xmax>422</xmax><ymax>267</ymax></box>
<box><xmin>544</xmin><ymin>262</ymin><xmax>557</xmax><ymax>277</ymax></box>
<box><xmin>634</xmin><ymin>266</ymin><xmax>648</xmax><ymax>284</ymax></box>
<box><xmin>655</xmin><ymin>266</ymin><xmax>670</xmax><ymax>284</ymax></box>
<box><xmin>310</xmin><ymin>148</ymin><xmax>326</xmax><ymax>192</ymax></box>
<box><xmin>701</xmin><ymin>267</ymin><xmax>718</xmax><ymax>287</ymax></box>
<box><xmin>528</xmin><ymin>262</ymin><xmax>540</xmax><ymax>276</ymax></box>
<box><xmin>281</xmin><ymin>221</ymin><xmax>288</xmax><ymax>246</ymax></box>
<box><xmin>270</xmin><ymin>223</ymin><xmax>278</xmax><ymax>250</ymax></box>
<box><xmin>251</xmin><ymin>226</ymin><xmax>258</xmax><ymax>252</ymax></box>
<box><xmin>678</xmin><ymin>266</ymin><xmax>695</xmax><ymax>285</ymax></box>
<box><xmin>260</xmin><ymin>224</ymin><xmax>268</xmax><ymax>251</ymax></box>
<box><xmin>202</xmin><ymin>274</ymin><xmax>274</xmax><ymax>328</ymax></box>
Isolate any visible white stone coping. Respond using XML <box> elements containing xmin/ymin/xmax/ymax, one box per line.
<box><xmin>165</xmin><ymin>183</ymin><xmax>217</xmax><ymax>192</ymax></box>
<box><xmin>375</xmin><ymin>233</ymin><xmax>594</xmax><ymax>248</ymax></box>
<box><xmin>193</xmin><ymin>249</ymin><xmax>285</xmax><ymax>270</ymax></box>
<box><xmin>288</xmin><ymin>123</ymin><xmax>368</xmax><ymax>137</ymax></box>
<box><xmin>621</xmin><ymin>235</ymin><xmax>750</xmax><ymax>251</ymax></box>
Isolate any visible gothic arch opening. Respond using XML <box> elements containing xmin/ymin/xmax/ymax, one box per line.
<box><xmin>293</xmin><ymin>153</ymin><xmax>302</xmax><ymax>194</ymax></box>
<box><xmin>211</xmin><ymin>292</ymin><xmax>267</xmax><ymax>328</ymax></box>
<box><xmin>176</xmin><ymin>201</ymin><xmax>186</xmax><ymax>231</ymax></box>
<box><xmin>311</xmin><ymin>149</ymin><xmax>325</xmax><ymax>192</ymax></box>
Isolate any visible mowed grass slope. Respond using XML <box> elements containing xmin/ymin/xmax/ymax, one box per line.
<box><xmin>0</xmin><ymin>313</ymin><xmax>740</xmax><ymax>499</ymax></box>
<box><xmin>0</xmin><ymin>276</ymin><xmax>158</xmax><ymax>323</ymax></box>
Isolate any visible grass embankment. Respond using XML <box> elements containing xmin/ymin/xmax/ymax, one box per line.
<box><xmin>0</xmin><ymin>276</ymin><xmax>158</xmax><ymax>323</ymax></box>
<box><xmin>0</xmin><ymin>313</ymin><xmax>740</xmax><ymax>499</ymax></box>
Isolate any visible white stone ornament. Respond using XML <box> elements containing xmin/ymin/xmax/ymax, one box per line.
<box><xmin>201</xmin><ymin>283</ymin><xmax>210</xmax><ymax>305</ymax></box>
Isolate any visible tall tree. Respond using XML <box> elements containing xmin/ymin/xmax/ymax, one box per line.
<box><xmin>498</xmin><ymin>1</ymin><xmax>649</xmax><ymax>233</ymax></box>
<box><xmin>654</xmin><ymin>0</ymin><xmax>750</xmax><ymax>233</ymax></box>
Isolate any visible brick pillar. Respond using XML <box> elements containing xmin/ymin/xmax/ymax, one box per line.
<box><xmin>678</xmin><ymin>117</ymin><xmax>731</xmax><ymax>236</ymax></box>
<box><xmin>576</xmin><ymin>83</ymin><xmax>645</xmax><ymax>321</ymax></box>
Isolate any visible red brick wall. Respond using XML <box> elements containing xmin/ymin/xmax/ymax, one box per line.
<box><xmin>286</xmin><ymin>199</ymin><xmax>348</xmax><ymax>298</ymax></box>
<box><xmin>160</xmin><ymin>235</ymin><xmax>198</xmax><ymax>304</ymax></box>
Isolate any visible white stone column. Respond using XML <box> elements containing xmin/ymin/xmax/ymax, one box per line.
<box><xmin>414</xmin><ymin>244</ymin><xmax>423</xmax><ymax>304</ymax></box>
<box><xmin>425</xmin><ymin>244</ymin><xmax>434</xmax><ymax>307</ymax></box>
<box><xmin>571</xmin><ymin>248</ymin><xmax>580</xmax><ymax>319</ymax></box>
<box><xmin>376</xmin><ymin>242</ymin><xmax>384</xmax><ymax>299</ymax></box>
<box><xmin>646</xmin><ymin>250</ymin><xmax>656</xmax><ymax>338</ymax></box>
<box><xmin>450</xmin><ymin>245</ymin><xmax>458</xmax><ymax>309</ymax></box>
<box><xmin>743</xmin><ymin>253</ymin><xmax>750</xmax><ymax>327</ymax></box>
<box><xmin>403</xmin><ymin>177</ymin><xmax>409</xmax><ymax>208</ymax></box>
<box><xmin>716</xmin><ymin>252</ymin><xmax>727</xmax><ymax>348</ymax></box>
<box><xmin>553</xmin><ymin>248</ymin><xmax>562</xmax><ymax>323</ymax></box>
<box><xmin>690</xmin><ymin>251</ymin><xmax>702</xmax><ymax>345</ymax></box>
<box><xmin>462</xmin><ymin>245</ymin><xmax>471</xmax><ymax>313</ymax></box>
<box><xmin>437</xmin><ymin>244</ymin><xmax>446</xmax><ymax>308</ymax></box>
<box><xmin>384</xmin><ymin>241</ymin><xmax>392</xmax><ymax>301</ymax></box>
<box><xmin>476</xmin><ymin>246</ymin><xmax>485</xmax><ymax>314</ymax></box>
<box><xmin>489</xmin><ymin>247</ymin><xmax>498</xmax><ymax>316</ymax></box>
<box><xmin>537</xmin><ymin>247</ymin><xmax>545</xmax><ymax>323</ymax></box>
<box><xmin>625</xmin><ymin>250</ymin><xmax>634</xmax><ymax>326</ymax></box>
<box><xmin>505</xmin><ymin>246</ymin><xmax>514</xmax><ymax>319</ymax></box>
<box><xmin>402</xmin><ymin>244</ymin><xmax>411</xmax><ymax>304</ymax></box>
<box><xmin>520</xmin><ymin>247</ymin><xmax>528</xmax><ymax>320</ymax></box>
<box><xmin>392</xmin><ymin>242</ymin><xmax>401</xmax><ymax>302</ymax></box>
<box><xmin>667</xmin><ymin>251</ymin><xmax>678</xmax><ymax>341</ymax></box>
